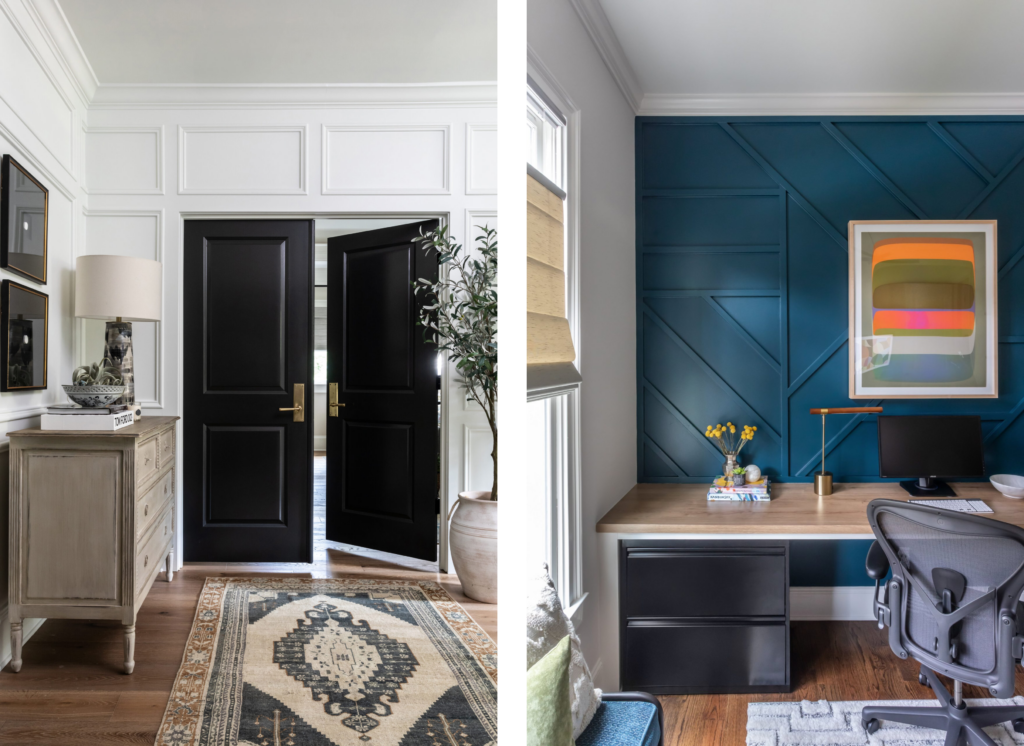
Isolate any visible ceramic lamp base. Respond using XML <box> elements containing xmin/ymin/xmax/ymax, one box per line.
<box><xmin>814</xmin><ymin>471</ymin><xmax>833</xmax><ymax>496</ymax></box>
<box><xmin>103</xmin><ymin>321</ymin><xmax>135</xmax><ymax>411</ymax></box>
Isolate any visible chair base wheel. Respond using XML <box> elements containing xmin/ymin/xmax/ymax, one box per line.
<box><xmin>863</xmin><ymin>718</ymin><xmax>880</xmax><ymax>735</ymax></box>
<box><xmin>1013</xmin><ymin>718</ymin><xmax>1024</xmax><ymax>734</ymax></box>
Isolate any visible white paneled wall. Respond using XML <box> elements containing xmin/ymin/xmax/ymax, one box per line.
<box><xmin>0</xmin><ymin>0</ymin><xmax>91</xmax><ymax>667</ymax></box>
<box><xmin>322</xmin><ymin>124</ymin><xmax>451</xmax><ymax>194</ymax></box>
<box><xmin>85</xmin><ymin>99</ymin><xmax>497</xmax><ymax>570</ymax></box>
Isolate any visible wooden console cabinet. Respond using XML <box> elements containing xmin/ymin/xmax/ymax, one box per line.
<box><xmin>7</xmin><ymin>416</ymin><xmax>179</xmax><ymax>674</ymax></box>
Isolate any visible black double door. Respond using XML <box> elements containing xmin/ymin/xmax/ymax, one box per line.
<box><xmin>183</xmin><ymin>219</ymin><xmax>440</xmax><ymax>563</ymax></box>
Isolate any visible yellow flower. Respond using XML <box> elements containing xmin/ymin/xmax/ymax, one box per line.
<box><xmin>752</xmin><ymin>426</ymin><xmax>757</xmax><ymax>431</ymax></box>
<box><xmin>729</xmin><ymin>426</ymin><xmax>736</xmax><ymax>433</ymax></box>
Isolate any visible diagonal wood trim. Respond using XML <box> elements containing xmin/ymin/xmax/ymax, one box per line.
<box><xmin>642</xmin><ymin>378</ymin><xmax>727</xmax><ymax>462</ymax></box>
<box><xmin>643</xmin><ymin>304</ymin><xmax>782</xmax><ymax>443</ymax></box>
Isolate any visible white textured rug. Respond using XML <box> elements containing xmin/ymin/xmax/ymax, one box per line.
<box><xmin>747</xmin><ymin>698</ymin><xmax>1024</xmax><ymax>745</ymax></box>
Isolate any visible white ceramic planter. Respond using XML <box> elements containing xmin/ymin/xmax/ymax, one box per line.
<box><xmin>449</xmin><ymin>491</ymin><xmax>497</xmax><ymax>604</ymax></box>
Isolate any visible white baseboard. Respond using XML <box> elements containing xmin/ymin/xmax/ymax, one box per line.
<box><xmin>314</xmin><ymin>435</ymin><xmax>326</xmax><ymax>451</ymax></box>
<box><xmin>0</xmin><ymin>615</ymin><xmax>45</xmax><ymax>671</ymax></box>
<box><xmin>790</xmin><ymin>586</ymin><xmax>876</xmax><ymax>621</ymax></box>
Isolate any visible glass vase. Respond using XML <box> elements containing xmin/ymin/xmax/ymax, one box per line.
<box><xmin>722</xmin><ymin>452</ymin><xmax>738</xmax><ymax>477</ymax></box>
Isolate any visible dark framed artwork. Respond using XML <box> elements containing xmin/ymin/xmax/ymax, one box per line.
<box><xmin>1</xmin><ymin>280</ymin><xmax>47</xmax><ymax>391</ymax></box>
<box><xmin>1</xmin><ymin>155</ymin><xmax>48</xmax><ymax>284</ymax></box>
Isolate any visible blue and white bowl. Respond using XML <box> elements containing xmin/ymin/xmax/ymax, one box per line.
<box><xmin>62</xmin><ymin>384</ymin><xmax>126</xmax><ymax>408</ymax></box>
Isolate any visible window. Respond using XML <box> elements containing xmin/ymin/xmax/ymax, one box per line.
<box><xmin>527</xmin><ymin>76</ymin><xmax>582</xmax><ymax>614</ymax></box>
<box><xmin>527</xmin><ymin>88</ymin><xmax>563</xmax><ymax>188</ymax></box>
<box><xmin>527</xmin><ymin>389</ymin><xmax>580</xmax><ymax>610</ymax></box>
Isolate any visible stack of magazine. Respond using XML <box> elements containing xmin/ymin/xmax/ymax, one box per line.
<box><xmin>707</xmin><ymin>476</ymin><xmax>771</xmax><ymax>501</ymax></box>
<box><xmin>41</xmin><ymin>404</ymin><xmax>135</xmax><ymax>431</ymax></box>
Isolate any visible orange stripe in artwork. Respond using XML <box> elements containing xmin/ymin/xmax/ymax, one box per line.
<box><xmin>872</xmin><ymin>309</ymin><xmax>975</xmax><ymax>331</ymax></box>
<box><xmin>871</xmin><ymin>238</ymin><xmax>975</xmax><ymax>268</ymax></box>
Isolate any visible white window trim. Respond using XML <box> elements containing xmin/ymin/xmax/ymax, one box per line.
<box><xmin>528</xmin><ymin>49</ymin><xmax>584</xmax><ymax>612</ymax></box>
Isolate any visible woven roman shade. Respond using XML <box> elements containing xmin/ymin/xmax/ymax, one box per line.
<box><xmin>528</xmin><ymin>165</ymin><xmax>580</xmax><ymax>391</ymax></box>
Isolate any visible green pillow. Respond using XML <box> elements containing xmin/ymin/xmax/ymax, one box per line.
<box><xmin>527</xmin><ymin>635</ymin><xmax>574</xmax><ymax>746</ymax></box>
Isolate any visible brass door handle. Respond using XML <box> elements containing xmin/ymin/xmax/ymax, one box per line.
<box><xmin>328</xmin><ymin>382</ymin><xmax>345</xmax><ymax>417</ymax></box>
<box><xmin>280</xmin><ymin>383</ymin><xmax>305</xmax><ymax>422</ymax></box>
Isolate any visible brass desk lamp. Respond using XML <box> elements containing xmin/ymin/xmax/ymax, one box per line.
<box><xmin>809</xmin><ymin>407</ymin><xmax>884</xmax><ymax>495</ymax></box>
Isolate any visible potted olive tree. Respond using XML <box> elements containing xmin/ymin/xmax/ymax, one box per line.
<box><xmin>415</xmin><ymin>224</ymin><xmax>496</xmax><ymax>603</ymax></box>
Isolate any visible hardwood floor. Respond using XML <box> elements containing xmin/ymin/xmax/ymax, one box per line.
<box><xmin>659</xmin><ymin>620</ymin><xmax>1024</xmax><ymax>745</ymax></box>
<box><xmin>0</xmin><ymin>453</ymin><xmax>494</xmax><ymax>745</ymax></box>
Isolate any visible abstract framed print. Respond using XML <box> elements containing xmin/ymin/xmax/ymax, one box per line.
<box><xmin>849</xmin><ymin>220</ymin><xmax>997</xmax><ymax>399</ymax></box>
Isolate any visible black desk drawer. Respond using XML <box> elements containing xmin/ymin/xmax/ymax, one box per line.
<box><xmin>623</xmin><ymin>546</ymin><xmax>787</xmax><ymax>618</ymax></box>
<box><xmin>622</xmin><ymin>621</ymin><xmax>788</xmax><ymax>694</ymax></box>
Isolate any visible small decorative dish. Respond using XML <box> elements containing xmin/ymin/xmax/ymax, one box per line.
<box><xmin>62</xmin><ymin>384</ymin><xmax>125</xmax><ymax>409</ymax></box>
<box><xmin>990</xmin><ymin>475</ymin><xmax>1024</xmax><ymax>499</ymax></box>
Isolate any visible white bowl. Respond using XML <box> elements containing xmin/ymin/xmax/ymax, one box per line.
<box><xmin>990</xmin><ymin>474</ymin><xmax>1024</xmax><ymax>499</ymax></box>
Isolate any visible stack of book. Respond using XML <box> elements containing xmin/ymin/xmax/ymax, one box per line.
<box><xmin>707</xmin><ymin>477</ymin><xmax>771</xmax><ymax>501</ymax></box>
<box><xmin>41</xmin><ymin>404</ymin><xmax>135</xmax><ymax>431</ymax></box>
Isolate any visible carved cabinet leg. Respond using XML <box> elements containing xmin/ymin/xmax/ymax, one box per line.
<box><xmin>10</xmin><ymin>621</ymin><xmax>22</xmax><ymax>673</ymax></box>
<box><xmin>166</xmin><ymin>550</ymin><xmax>174</xmax><ymax>583</ymax></box>
<box><xmin>123</xmin><ymin>624</ymin><xmax>136</xmax><ymax>675</ymax></box>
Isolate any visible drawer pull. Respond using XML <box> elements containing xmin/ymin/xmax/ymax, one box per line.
<box><xmin>144</xmin><ymin>456</ymin><xmax>152</xmax><ymax>466</ymax></box>
<box><xmin>144</xmin><ymin>555</ymin><xmax>149</xmax><ymax>568</ymax></box>
<box><xmin>144</xmin><ymin>505</ymin><xmax>149</xmax><ymax>517</ymax></box>
<box><xmin>164</xmin><ymin>525</ymin><xmax>168</xmax><ymax>536</ymax></box>
<box><xmin>164</xmin><ymin>484</ymin><xmax>168</xmax><ymax>495</ymax></box>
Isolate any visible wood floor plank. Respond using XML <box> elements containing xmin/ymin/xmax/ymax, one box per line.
<box><xmin>108</xmin><ymin>691</ymin><xmax>173</xmax><ymax>723</ymax></box>
<box><xmin>658</xmin><ymin>620</ymin><xmax>1024</xmax><ymax>745</ymax></box>
<box><xmin>0</xmin><ymin>721</ymin><xmax>156</xmax><ymax>745</ymax></box>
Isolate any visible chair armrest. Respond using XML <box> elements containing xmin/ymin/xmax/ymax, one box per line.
<box><xmin>866</xmin><ymin>541</ymin><xmax>889</xmax><ymax>581</ymax></box>
<box><xmin>602</xmin><ymin>692</ymin><xmax>664</xmax><ymax>746</ymax></box>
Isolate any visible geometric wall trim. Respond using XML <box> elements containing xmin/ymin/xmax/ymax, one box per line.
<box><xmin>637</xmin><ymin>116</ymin><xmax>1024</xmax><ymax>483</ymax></box>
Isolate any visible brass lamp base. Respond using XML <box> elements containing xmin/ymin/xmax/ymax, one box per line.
<box><xmin>814</xmin><ymin>471</ymin><xmax>833</xmax><ymax>496</ymax></box>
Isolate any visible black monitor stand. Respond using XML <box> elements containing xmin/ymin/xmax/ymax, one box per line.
<box><xmin>899</xmin><ymin>477</ymin><xmax>957</xmax><ymax>497</ymax></box>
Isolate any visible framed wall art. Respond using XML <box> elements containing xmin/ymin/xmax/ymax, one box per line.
<box><xmin>1</xmin><ymin>279</ymin><xmax>47</xmax><ymax>391</ymax></box>
<box><xmin>849</xmin><ymin>220</ymin><xmax>997</xmax><ymax>399</ymax></box>
<box><xmin>1</xmin><ymin>154</ymin><xmax>48</xmax><ymax>284</ymax></box>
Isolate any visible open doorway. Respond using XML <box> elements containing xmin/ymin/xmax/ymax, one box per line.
<box><xmin>312</xmin><ymin>217</ymin><xmax>442</xmax><ymax>563</ymax></box>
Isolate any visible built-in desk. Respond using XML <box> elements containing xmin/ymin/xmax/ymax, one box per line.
<box><xmin>595</xmin><ymin>481</ymin><xmax>1018</xmax><ymax>695</ymax></box>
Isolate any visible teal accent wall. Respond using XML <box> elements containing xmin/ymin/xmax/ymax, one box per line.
<box><xmin>636</xmin><ymin>117</ymin><xmax>1024</xmax><ymax>585</ymax></box>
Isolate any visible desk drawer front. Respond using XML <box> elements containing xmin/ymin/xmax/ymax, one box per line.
<box><xmin>622</xmin><ymin>621</ymin><xmax>787</xmax><ymax>693</ymax></box>
<box><xmin>623</xmin><ymin>547</ymin><xmax>787</xmax><ymax>618</ymax></box>
<box><xmin>158</xmin><ymin>427</ymin><xmax>174</xmax><ymax>467</ymax></box>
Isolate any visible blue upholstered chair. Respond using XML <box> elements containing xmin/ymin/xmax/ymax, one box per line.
<box><xmin>577</xmin><ymin>691</ymin><xmax>664</xmax><ymax>746</ymax></box>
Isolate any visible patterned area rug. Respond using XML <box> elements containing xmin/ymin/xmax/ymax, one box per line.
<box><xmin>155</xmin><ymin>578</ymin><xmax>497</xmax><ymax>746</ymax></box>
<box><xmin>747</xmin><ymin>699</ymin><xmax>1024</xmax><ymax>744</ymax></box>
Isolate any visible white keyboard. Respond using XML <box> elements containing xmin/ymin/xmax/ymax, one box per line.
<box><xmin>909</xmin><ymin>498</ymin><xmax>993</xmax><ymax>514</ymax></box>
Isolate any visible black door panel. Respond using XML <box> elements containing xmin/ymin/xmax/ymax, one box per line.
<box><xmin>184</xmin><ymin>220</ymin><xmax>313</xmax><ymax>562</ymax></box>
<box><xmin>326</xmin><ymin>220</ymin><xmax>438</xmax><ymax>560</ymax></box>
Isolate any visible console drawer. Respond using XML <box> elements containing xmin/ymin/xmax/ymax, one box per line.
<box><xmin>136</xmin><ymin>503</ymin><xmax>172</xmax><ymax>585</ymax></box>
<box><xmin>622</xmin><ymin>545</ymin><xmax>787</xmax><ymax>618</ymax></box>
<box><xmin>137</xmin><ymin>468</ymin><xmax>173</xmax><ymax>541</ymax></box>
<box><xmin>136</xmin><ymin>436</ymin><xmax>159</xmax><ymax>487</ymax></box>
<box><xmin>622</xmin><ymin>621</ymin><xmax>788</xmax><ymax>694</ymax></box>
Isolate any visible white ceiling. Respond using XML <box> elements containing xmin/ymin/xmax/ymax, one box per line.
<box><xmin>597</xmin><ymin>0</ymin><xmax>1024</xmax><ymax>96</ymax></box>
<box><xmin>57</xmin><ymin>0</ymin><xmax>496</xmax><ymax>85</ymax></box>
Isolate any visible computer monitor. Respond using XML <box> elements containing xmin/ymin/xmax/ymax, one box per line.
<box><xmin>877</xmin><ymin>415</ymin><xmax>984</xmax><ymax>497</ymax></box>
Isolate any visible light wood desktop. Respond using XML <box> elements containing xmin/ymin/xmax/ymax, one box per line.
<box><xmin>597</xmin><ymin>481</ymin><xmax>1022</xmax><ymax>535</ymax></box>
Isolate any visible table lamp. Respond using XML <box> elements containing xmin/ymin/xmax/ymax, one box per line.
<box><xmin>74</xmin><ymin>255</ymin><xmax>162</xmax><ymax>413</ymax></box>
<box><xmin>809</xmin><ymin>407</ymin><xmax>883</xmax><ymax>495</ymax></box>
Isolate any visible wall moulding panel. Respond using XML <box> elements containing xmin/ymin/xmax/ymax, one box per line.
<box><xmin>465</xmin><ymin>123</ymin><xmax>497</xmax><ymax>195</ymax></box>
<box><xmin>0</xmin><ymin>0</ymin><xmax>76</xmax><ymax>174</ymax></box>
<box><xmin>177</xmin><ymin>125</ymin><xmax>307</xmax><ymax>195</ymax></box>
<box><xmin>462</xmin><ymin>424</ymin><xmax>493</xmax><ymax>493</ymax></box>
<box><xmin>321</xmin><ymin>124</ymin><xmax>450</xmax><ymax>195</ymax></box>
<box><xmin>80</xmin><ymin>209</ymin><xmax>163</xmax><ymax>409</ymax></box>
<box><xmin>83</xmin><ymin>126</ymin><xmax>163</xmax><ymax>195</ymax></box>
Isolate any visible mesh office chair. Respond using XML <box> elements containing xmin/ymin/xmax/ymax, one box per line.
<box><xmin>864</xmin><ymin>499</ymin><xmax>1024</xmax><ymax>744</ymax></box>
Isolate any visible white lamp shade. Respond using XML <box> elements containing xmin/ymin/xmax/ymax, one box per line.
<box><xmin>75</xmin><ymin>255</ymin><xmax>162</xmax><ymax>321</ymax></box>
